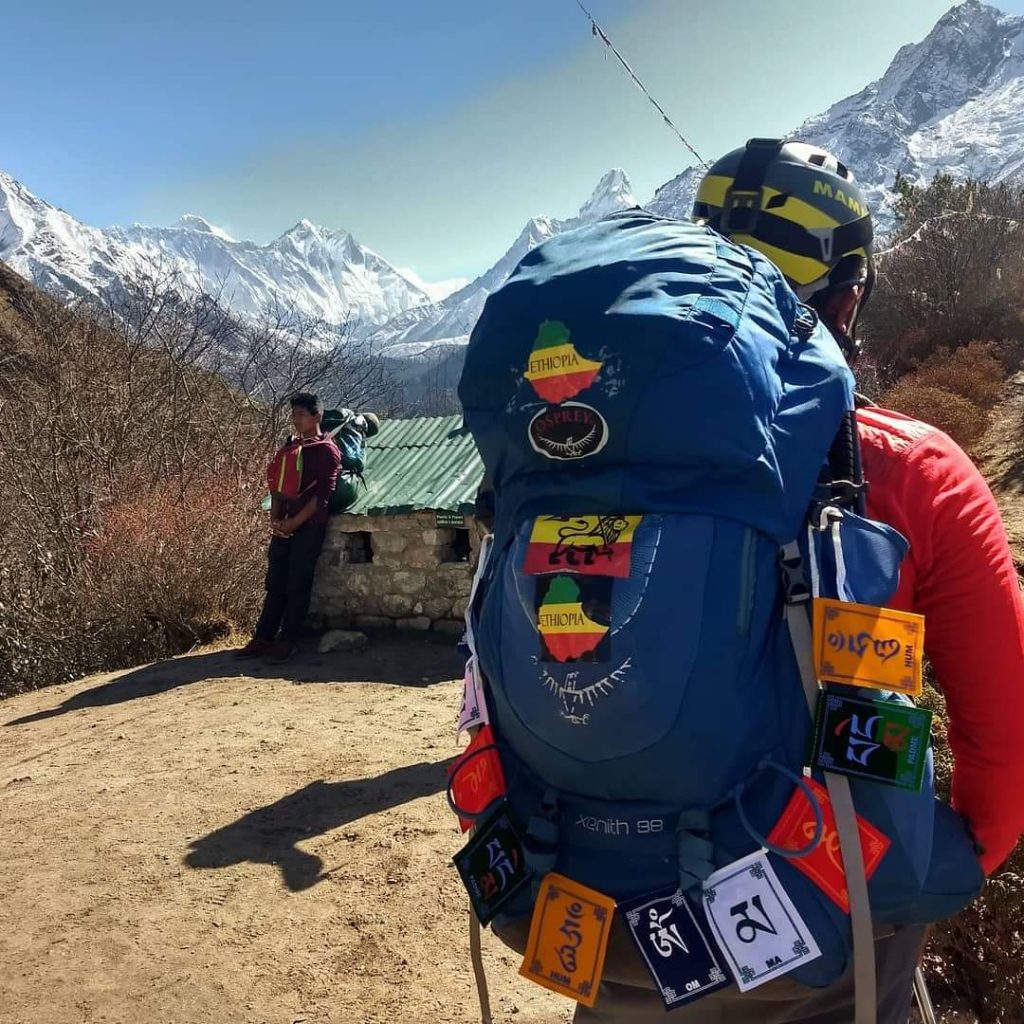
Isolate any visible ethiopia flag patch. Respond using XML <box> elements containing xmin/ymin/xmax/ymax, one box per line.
<box><xmin>536</xmin><ymin>575</ymin><xmax>610</xmax><ymax>663</ymax></box>
<box><xmin>523</xmin><ymin>515</ymin><xmax>642</xmax><ymax>578</ymax></box>
<box><xmin>524</xmin><ymin>320</ymin><xmax>602</xmax><ymax>403</ymax></box>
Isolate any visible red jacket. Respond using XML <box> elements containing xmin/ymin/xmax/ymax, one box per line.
<box><xmin>860</xmin><ymin>406</ymin><xmax>1024</xmax><ymax>874</ymax></box>
<box><xmin>278</xmin><ymin>433</ymin><xmax>341</xmax><ymax>526</ymax></box>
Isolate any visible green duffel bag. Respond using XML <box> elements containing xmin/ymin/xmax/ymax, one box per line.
<box><xmin>329</xmin><ymin>470</ymin><xmax>362</xmax><ymax>514</ymax></box>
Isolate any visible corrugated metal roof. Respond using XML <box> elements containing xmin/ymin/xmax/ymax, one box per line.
<box><xmin>343</xmin><ymin>414</ymin><xmax>485</xmax><ymax>517</ymax></box>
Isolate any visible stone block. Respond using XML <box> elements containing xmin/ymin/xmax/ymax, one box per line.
<box><xmin>420</xmin><ymin>528</ymin><xmax>452</xmax><ymax>546</ymax></box>
<box><xmin>356</xmin><ymin>614</ymin><xmax>394</xmax><ymax>630</ymax></box>
<box><xmin>392</xmin><ymin>570</ymin><xmax>428</xmax><ymax>596</ymax></box>
<box><xmin>432</xmin><ymin>619</ymin><xmax>465</xmax><ymax>636</ymax></box>
<box><xmin>373</xmin><ymin>532</ymin><xmax>408</xmax><ymax>555</ymax></box>
<box><xmin>396</xmin><ymin>616</ymin><xmax>432</xmax><ymax>631</ymax></box>
<box><xmin>360</xmin><ymin>596</ymin><xmax>387</xmax><ymax>617</ymax></box>
<box><xmin>318</xmin><ymin>629</ymin><xmax>370</xmax><ymax>654</ymax></box>
<box><xmin>401</xmin><ymin>545</ymin><xmax>440</xmax><ymax>569</ymax></box>
<box><xmin>340</xmin><ymin>566</ymin><xmax>376</xmax><ymax>597</ymax></box>
<box><xmin>419</xmin><ymin>596</ymin><xmax>453</xmax><ymax>620</ymax></box>
<box><xmin>381</xmin><ymin>593</ymin><xmax>415</xmax><ymax>618</ymax></box>
<box><xmin>437</xmin><ymin>565</ymin><xmax>473</xmax><ymax>598</ymax></box>
<box><xmin>451</xmin><ymin>597</ymin><xmax>469</xmax><ymax>619</ymax></box>
<box><xmin>335</xmin><ymin>514</ymin><xmax>376</xmax><ymax>533</ymax></box>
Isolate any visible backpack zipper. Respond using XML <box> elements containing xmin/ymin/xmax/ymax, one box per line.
<box><xmin>737</xmin><ymin>527</ymin><xmax>756</xmax><ymax>636</ymax></box>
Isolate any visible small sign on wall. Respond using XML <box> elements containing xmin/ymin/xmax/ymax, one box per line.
<box><xmin>435</xmin><ymin>510</ymin><xmax>467</xmax><ymax>528</ymax></box>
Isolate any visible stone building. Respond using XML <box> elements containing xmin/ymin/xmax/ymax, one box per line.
<box><xmin>309</xmin><ymin>414</ymin><xmax>485</xmax><ymax>636</ymax></box>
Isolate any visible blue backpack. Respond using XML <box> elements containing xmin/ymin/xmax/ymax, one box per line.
<box><xmin>456</xmin><ymin>212</ymin><xmax>983</xmax><ymax>989</ymax></box>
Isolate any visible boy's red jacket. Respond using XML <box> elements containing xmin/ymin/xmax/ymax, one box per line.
<box><xmin>860</xmin><ymin>406</ymin><xmax>1024</xmax><ymax>874</ymax></box>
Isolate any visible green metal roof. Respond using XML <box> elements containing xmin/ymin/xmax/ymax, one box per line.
<box><xmin>343</xmin><ymin>413</ymin><xmax>484</xmax><ymax>517</ymax></box>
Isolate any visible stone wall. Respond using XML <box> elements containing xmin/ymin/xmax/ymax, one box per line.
<box><xmin>309</xmin><ymin>510</ymin><xmax>480</xmax><ymax>636</ymax></box>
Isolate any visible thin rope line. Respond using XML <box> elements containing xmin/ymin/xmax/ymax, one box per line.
<box><xmin>573</xmin><ymin>0</ymin><xmax>708</xmax><ymax>169</ymax></box>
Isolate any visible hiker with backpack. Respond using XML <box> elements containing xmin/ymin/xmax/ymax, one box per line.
<box><xmin>449</xmin><ymin>140</ymin><xmax>1024</xmax><ymax>1024</ymax></box>
<box><xmin>236</xmin><ymin>392</ymin><xmax>341</xmax><ymax>663</ymax></box>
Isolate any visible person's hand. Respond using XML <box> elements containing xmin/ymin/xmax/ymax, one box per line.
<box><xmin>271</xmin><ymin>518</ymin><xmax>294</xmax><ymax>539</ymax></box>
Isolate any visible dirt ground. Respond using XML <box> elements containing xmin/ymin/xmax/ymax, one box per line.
<box><xmin>0</xmin><ymin>634</ymin><xmax>573</xmax><ymax>1024</ymax></box>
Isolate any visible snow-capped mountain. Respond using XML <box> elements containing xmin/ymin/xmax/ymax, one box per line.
<box><xmin>365</xmin><ymin>168</ymin><xmax>638</xmax><ymax>355</ymax></box>
<box><xmin>0</xmin><ymin>170</ymin><xmax>437</xmax><ymax>328</ymax></box>
<box><xmin>649</xmin><ymin>0</ymin><xmax>1024</xmax><ymax>230</ymax></box>
<box><xmin>5</xmin><ymin>1</ymin><xmax>1023</xmax><ymax>356</ymax></box>
<box><xmin>0</xmin><ymin>165</ymin><xmax>634</xmax><ymax>347</ymax></box>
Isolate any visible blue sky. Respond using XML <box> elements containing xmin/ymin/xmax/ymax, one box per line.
<box><xmin>4</xmin><ymin>1</ymin><xmax>1024</xmax><ymax>280</ymax></box>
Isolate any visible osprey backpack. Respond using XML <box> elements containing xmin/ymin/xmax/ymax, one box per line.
<box><xmin>453</xmin><ymin>212</ymin><xmax>983</xmax><ymax>1003</ymax></box>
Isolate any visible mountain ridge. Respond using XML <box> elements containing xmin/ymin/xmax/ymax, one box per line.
<box><xmin>4</xmin><ymin>2</ymin><xmax>1024</xmax><ymax>357</ymax></box>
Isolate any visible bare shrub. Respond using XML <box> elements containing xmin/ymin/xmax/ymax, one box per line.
<box><xmin>877</xmin><ymin>341</ymin><xmax>1007</xmax><ymax>452</ymax></box>
<box><xmin>81</xmin><ymin>473</ymin><xmax>266</xmax><ymax>663</ymax></box>
<box><xmin>864</xmin><ymin>175</ymin><xmax>1024</xmax><ymax>377</ymax></box>
<box><xmin>0</xmin><ymin>260</ymin><xmax>398</xmax><ymax>693</ymax></box>
<box><xmin>912</xmin><ymin>342</ymin><xmax>1005</xmax><ymax>411</ymax></box>
<box><xmin>880</xmin><ymin>382</ymin><xmax>988</xmax><ymax>450</ymax></box>
<box><xmin>918</xmin><ymin>680</ymin><xmax>1024</xmax><ymax>1023</ymax></box>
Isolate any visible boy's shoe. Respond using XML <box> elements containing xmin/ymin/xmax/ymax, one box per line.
<box><xmin>235</xmin><ymin>637</ymin><xmax>273</xmax><ymax>659</ymax></box>
<box><xmin>267</xmin><ymin>640</ymin><xmax>295</xmax><ymax>663</ymax></box>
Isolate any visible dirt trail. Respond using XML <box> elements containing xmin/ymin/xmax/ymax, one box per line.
<box><xmin>977</xmin><ymin>370</ymin><xmax>1024</xmax><ymax>563</ymax></box>
<box><xmin>0</xmin><ymin>635</ymin><xmax>572</xmax><ymax>1024</ymax></box>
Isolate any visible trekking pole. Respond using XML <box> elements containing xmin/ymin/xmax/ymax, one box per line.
<box><xmin>468</xmin><ymin>906</ymin><xmax>493</xmax><ymax>1024</ymax></box>
<box><xmin>913</xmin><ymin>966</ymin><xmax>938</xmax><ymax>1024</ymax></box>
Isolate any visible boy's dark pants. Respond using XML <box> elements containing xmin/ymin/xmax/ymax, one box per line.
<box><xmin>254</xmin><ymin>524</ymin><xmax>327</xmax><ymax>643</ymax></box>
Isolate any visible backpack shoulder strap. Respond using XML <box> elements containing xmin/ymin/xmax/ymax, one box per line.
<box><xmin>821</xmin><ymin>409</ymin><xmax>868</xmax><ymax>513</ymax></box>
<box><xmin>781</xmin><ymin>542</ymin><xmax>877</xmax><ymax>1024</ymax></box>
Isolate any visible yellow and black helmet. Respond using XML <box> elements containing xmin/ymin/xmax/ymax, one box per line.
<box><xmin>693</xmin><ymin>138</ymin><xmax>874</xmax><ymax>305</ymax></box>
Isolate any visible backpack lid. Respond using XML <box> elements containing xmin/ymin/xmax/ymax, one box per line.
<box><xmin>458</xmin><ymin>212</ymin><xmax>854</xmax><ymax>543</ymax></box>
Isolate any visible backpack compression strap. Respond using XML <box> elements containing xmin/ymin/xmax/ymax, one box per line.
<box><xmin>781</xmin><ymin>540</ymin><xmax>877</xmax><ymax>1024</ymax></box>
<box><xmin>462</xmin><ymin>535</ymin><xmax>496</xmax><ymax>1024</ymax></box>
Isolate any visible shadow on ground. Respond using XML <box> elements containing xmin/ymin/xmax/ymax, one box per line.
<box><xmin>4</xmin><ymin>633</ymin><xmax>464</xmax><ymax>727</ymax></box>
<box><xmin>185</xmin><ymin>759</ymin><xmax>454</xmax><ymax>891</ymax></box>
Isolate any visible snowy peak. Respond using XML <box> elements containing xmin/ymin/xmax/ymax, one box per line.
<box><xmin>396</xmin><ymin>266</ymin><xmax>469</xmax><ymax>303</ymax></box>
<box><xmin>0</xmin><ymin>171</ymin><xmax>433</xmax><ymax>326</ymax></box>
<box><xmin>174</xmin><ymin>213</ymin><xmax>235</xmax><ymax>241</ymax></box>
<box><xmin>15</xmin><ymin>1</ymin><xmax>1024</xmax><ymax>360</ymax></box>
<box><xmin>867</xmin><ymin>0</ymin><xmax>1020</xmax><ymax>123</ymax></box>
<box><xmin>363</xmin><ymin>170</ymin><xmax>639</xmax><ymax>354</ymax></box>
<box><xmin>577</xmin><ymin>168</ymin><xmax>637</xmax><ymax>221</ymax></box>
<box><xmin>278</xmin><ymin>217</ymin><xmax>327</xmax><ymax>243</ymax></box>
<box><xmin>649</xmin><ymin>2</ymin><xmax>1024</xmax><ymax>232</ymax></box>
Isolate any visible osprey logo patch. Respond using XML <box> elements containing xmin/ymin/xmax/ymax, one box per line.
<box><xmin>529</xmin><ymin>402</ymin><xmax>608</xmax><ymax>461</ymax></box>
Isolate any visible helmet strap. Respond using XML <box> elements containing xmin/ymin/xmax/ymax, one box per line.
<box><xmin>720</xmin><ymin>138</ymin><xmax>784</xmax><ymax>235</ymax></box>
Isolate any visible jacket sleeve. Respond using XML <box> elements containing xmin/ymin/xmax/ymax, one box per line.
<box><xmin>902</xmin><ymin>432</ymin><xmax>1024</xmax><ymax>873</ymax></box>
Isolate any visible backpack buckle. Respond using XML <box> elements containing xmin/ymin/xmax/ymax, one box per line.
<box><xmin>720</xmin><ymin>189</ymin><xmax>762</xmax><ymax>235</ymax></box>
